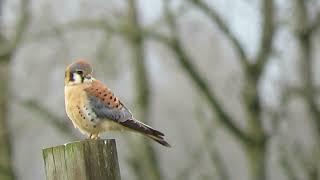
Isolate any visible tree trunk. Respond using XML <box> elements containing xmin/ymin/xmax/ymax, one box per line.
<box><xmin>0</xmin><ymin>62</ymin><xmax>15</xmax><ymax>180</ymax></box>
<box><xmin>242</xmin><ymin>74</ymin><xmax>267</xmax><ymax>180</ymax></box>
<box><xmin>245</xmin><ymin>142</ymin><xmax>267</xmax><ymax>180</ymax></box>
<box><xmin>125</xmin><ymin>1</ymin><xmax>163</xmax><ymax>180</ymax></box>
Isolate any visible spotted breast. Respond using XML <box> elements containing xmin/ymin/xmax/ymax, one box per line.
<box><xmin>64</xmin><ymin>83</ymin><xmax>101</xmax><ymax>137</ymax></box>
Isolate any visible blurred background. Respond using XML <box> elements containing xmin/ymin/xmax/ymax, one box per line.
<box><xmin>0</xmin><ymin>0</ymin><xmax>319</xmax><ymax>180</ymax></box>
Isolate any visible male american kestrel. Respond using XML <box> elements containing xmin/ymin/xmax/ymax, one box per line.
<box><xmin>64</xmin><ymin>60</ymin><xmax>170</xmax><ymax>147</ymax></box>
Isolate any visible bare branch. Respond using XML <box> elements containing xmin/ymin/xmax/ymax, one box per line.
<box><xmin>149</xmin><ymin>0</ymin><xmax>256</xmax><ymax>145</ymax></box>
<box><xmin>309</xmin><ymin>9</ymin><xmax>320</xmax><ymax>34</ymax></box>
<box><xmin>28</xmin><ymin>19</ymin><xmax>123</xmax><ymax>41</ymax></box>
<box><xmin>20</xmin><ymin>100</ymin><xmax>74</xmax><ymax>137</ymax></box>
<box><xmin>29</xmin><ymin>15</ymin><xmax>171</xmax><ymax>45</ymax></box>
<box><xmin>143</xmin><ymin>29</ymin><xmax>172</xmax><ymax>45</ymax></box>
<box><xmin>254</xmin><ymin>0</ymin><xmax>275</xmax><ymax>75</ymax></box>
<box><xmin>279</xmin><ymin>147</ymin><xmax>300</xmax><ymax>180</ymax></box>
<box><xmin>292</xmin><ymin>143</ymin><xmax>319</xmax><ymax>180</ymax></box>
<box><xmin>127</xmin><ymin>0</ymin><xmax>151</xmax><ymax>122</ymax></box>
<box><xmin>194</xmin><ymin>106</ymin><xmax>229</xmax><ymax>180</ymax></box>
<box><xmin>0</xmin><ymin>0</ymin><xmax>30</xmax><ymax>61</ymax></box>
<box><xmin>265</xmin><ymin>90</ymin><xmax>289</xmax><ymax>138</ymax></box>
<box><xmin>125</xmin><ymin>1</ymin><xmax>163</xmax><ymax>180</ymax></box>
<box><xmin>284</xmin><ymin>85</ymin><xmax>320</xmax><ymax>99</ymax></box>
<box><xmin>189</xmin><ymin>0</ymin><xmax>250</xmax><ymax>72</ymax></box>
<box><xmin>295</xmin><ymin>0</ymin><xmax>320</xmax><ymax>138</ymax></box>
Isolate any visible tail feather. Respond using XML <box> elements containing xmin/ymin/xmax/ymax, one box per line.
<box><xmin>120</xmin><ymin>118</ymin><xmax>171</xmax><ymax>147</ymax></box>
<box><xmin>147</xmin><ymin>135</ymin><xmax>171</xmax><ymax>147</ymax></box>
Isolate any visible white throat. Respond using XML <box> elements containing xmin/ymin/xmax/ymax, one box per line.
<box><xmin>66</xmin><ymin>73</ymin><xmax>95</xmax><ymax>86</ymax></box>
<box><xmin>73</xmin><ymin>73</ymin><xmax>82</xmax><ymax>84</ymax></box>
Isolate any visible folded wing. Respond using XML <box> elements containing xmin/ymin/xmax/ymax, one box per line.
<box><xmin>84</xmin><ymin>80</ymin><xmax>171</xmax><ymax>147</ymax></box>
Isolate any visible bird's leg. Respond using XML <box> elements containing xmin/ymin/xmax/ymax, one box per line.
<box><xmin>88</xmin><ymin>133</ymin><xmax>93</xmax><ymax>139</ymax></box>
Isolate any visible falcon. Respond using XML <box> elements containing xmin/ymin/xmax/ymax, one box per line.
<box><xmin>64</xmin><ymin>60</ymin><xmax>170</xmax><ymax>147</ymax></box>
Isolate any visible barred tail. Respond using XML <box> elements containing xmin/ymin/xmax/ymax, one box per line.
<box><xmin>120</xmin><ymin>118</ymin><xmax>171</xmax><ymax>147</ymax></box>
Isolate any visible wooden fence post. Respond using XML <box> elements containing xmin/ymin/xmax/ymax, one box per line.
<box><xmin>42</xmin><ymin>139</ymin><xmax>121</xmax><ymax>180</ymax></box>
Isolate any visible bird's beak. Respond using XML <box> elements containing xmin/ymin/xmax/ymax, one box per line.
<box><xmin>85</xmin><ymin>74</ymin><xmax>92</xmax><ymax>79</ymax></box>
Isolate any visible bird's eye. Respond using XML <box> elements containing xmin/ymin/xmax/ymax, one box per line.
<box><xmin>76</xmin><ymin>70</ymin><xmax>83</xmax><ymax>75</ymax></box>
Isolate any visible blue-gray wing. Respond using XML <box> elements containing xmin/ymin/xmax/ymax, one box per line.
<box><xmin>83</xmin><ymin>81</ymin><xmax>171</xmax><ymax>146</ymax></box>
<box><xmin>87</xmin><ymin>94</ymin><xmax>132</xmax><ymax>122</ymax></box>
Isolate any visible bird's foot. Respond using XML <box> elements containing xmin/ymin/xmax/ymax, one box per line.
<box><xmin>89</xmin><ymin>133</ymin><xmax>100</xmax><ymax>140</ymax></box>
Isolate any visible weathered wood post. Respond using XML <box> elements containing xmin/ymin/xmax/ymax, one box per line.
<box><xmin>42</xmin><ymin>139</ymin><xmax>121</xmax><ymax>180</ymax></box>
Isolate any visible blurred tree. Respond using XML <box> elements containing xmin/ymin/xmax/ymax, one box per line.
<box><xmin>25</xmin><ymin>0</ymin><xmax>320</xmax><ymax>180</ymax></box>
<box><xmin>125</xmin><ymin>0</ymin><xmax>163</xmax><ymax>179</ymax></box>
<box><xmin>294</xmin><ymin>0</ymin><xmax>320</xmax><ymax>139</ymax></box>
<box><xmin>146</xmin><ymin>0</ymin><xmax>274</xmax><ymax>180</ymax></box>
<box><xmin>0</xmin><ymin>0</ymin><xmax>30</xmax><ymax>180</ymax></box>
<box><xmin>278</xmin><ymin>0</ymin><xmax>320</xmax><ymax>179</ymax></box>
<box><xmin>34</xmin><ymin>0</ymin><xmax>274</xmax><ymax>179</ymax></box>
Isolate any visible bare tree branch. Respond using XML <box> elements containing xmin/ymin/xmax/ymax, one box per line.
<box><xmin>279</xmin><ymin>147</ymin><xmax>300</xmax><ymax>180</ymax></box>
<box><xmin>0</xmin><ymin>1</ymin><xmax>31</xmax><ymax>179</ymax></box>
<box><xmin>0</xmin><ymin>0</ymin><xmax>30</xmax><ymax>61</ymax></box>
<box><xmin>254</xmin><ymin>0</ymin><xmax>275</xmax><ymax>76</ymax></box>
<box><xmin>194</xmin><ymin>106</ymin><xmax>229</xmax><ymax>180</ymax></box>
<box><xmin>143</xmin><ymin>29</ymin><xmax>172</xmax><ymax>45</ymax></box>
<box><xmin>125</xmin><ymin>1</ymin><xmax>163</xmax><ymax>180</ymax></box>
<box><xmin>20</xmin><ymin>100</ymin><xmax>74</xmax><ymax>137</ymax></box>
<box><xmin>127</xmin><ymin>1</ymin><xmax>151</xmax><ymax>114</ymax></box>
<box><xmin>28</xmin><ymin>19</ymin><xmax>122</xmax><ymax>41</ymax></box>
<box><xmin>295</xmin><ymin>0</ymin><xmax>320</xmax><ymax>138</ymax></box>
<box><xmin>0</xmin><ymin>65</ymin><xmax>15</xmax><ymax>180</ymax></box>
<box><xmin>292</xmin><ymin>143</ymin><xmax>319</xmax><ymax>180</ymax></box>
<box><xmin>147</xmin><ymin>0</ymin><xmax>256</xmax><ymax>146</ymax></box>
<box><xmin>240</xmin><ymin>0</ymin><xmax>274</xmax><ymax>145</ymax></box>
<box><xmin>309</xmin><ymin>9</ymin><xmax>320</xmax><ymax>34</ymax></box>
<box><xmin>189</xmin><ymin>0</ymin><xmax>275</xmax><ymax>78</ymax></box>
<box><xmin>188</xmin><ymin>0</ymin><xmax>250</xmax><ymax>72</ymax></box>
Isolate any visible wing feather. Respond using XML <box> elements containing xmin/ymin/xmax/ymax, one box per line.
<box><xmin>84</xmin><ymin>80</ymin><xmax>171</xmax><ymax>147</ymax></box>
<box><xmin>84</xmin><ymin>80</ymin><xmax>132</xmax><ymax>122</ymax></box>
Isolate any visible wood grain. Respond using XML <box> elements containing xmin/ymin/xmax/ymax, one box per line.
<box><xmin>43</xmin><ymin>139</ymin><xmax>121</xmax><ymax>180</ymax></box>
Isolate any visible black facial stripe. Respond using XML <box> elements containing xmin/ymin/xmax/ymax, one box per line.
<box><xmin>69</xmin><ymin>72</ymin><xmax>74</xmax><ymax>81</ymax></box>
<box><xmin>69</xmin><ymin>72</ymin><xmax>85</xmax><ymax>82</ymax></box>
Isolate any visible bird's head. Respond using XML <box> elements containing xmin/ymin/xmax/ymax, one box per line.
<box><xmin>65</xmin><ymin>60</ymin><xmax>93</xmax><ymax>86</ymax></box>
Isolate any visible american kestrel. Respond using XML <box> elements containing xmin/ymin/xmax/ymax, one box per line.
<box><xmin>64</xmin><ymin>60</ymin><xmax>170</xmax><ymax>147</ymax></box>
